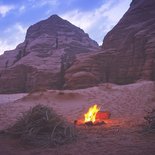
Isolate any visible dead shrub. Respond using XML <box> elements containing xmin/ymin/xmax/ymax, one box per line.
<box><xmin>144</xmin><ymin>109</ymin><xmax>155</xmax><ymax>132</ymax></box>
<box><xmin>3</xmin><ymin>105</ymin><xmax>76</xmax><ymax>147</ymax></box>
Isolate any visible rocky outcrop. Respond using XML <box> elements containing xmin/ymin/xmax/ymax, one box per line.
<box><xmin>64</xmin><ymin>0</ymin><xmax>155</xmax><ymax>89</ymax></box>
<box><xmin>0</xmin><ymin>15</ymin><xmax>99</xmax><ymax>93</ymax></box>
<box><xmin>1</xmin><ymin>0</ymin><xmax>155</xmax><ymax>92</ymax></box>
<box><xmin>64</xmin><ymin>50</ymin><xmax>119</xmax><ymax>89</ymax></box>
<box><xmin>102</xmin><ymin>0</ymin><xmax>155</xmax><ymax>81</ymax></box>
<box><xmin>0</xmin><ymin>65</ymin><xmax>61</xmax><ymax>93</ymax></box>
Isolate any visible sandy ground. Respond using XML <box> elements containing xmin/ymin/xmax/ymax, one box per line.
<box><xmin>0</xmin><ymin>80</ymin><xmax>155</xmax><ymax>155</ymax></box>
<box><xmin>0</xmin><ymin>93</ymin><xmax>27</xmax><ymax>105</ymax></box>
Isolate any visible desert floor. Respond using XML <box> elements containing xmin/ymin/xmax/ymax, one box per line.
<box><xmin>0</xmin><ymin>80</ymin><xmax>155</xmax><ymax>155</ymax></box>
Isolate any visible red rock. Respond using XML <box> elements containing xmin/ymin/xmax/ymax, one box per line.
<box><xmin>64</xmin><ymin>0</ymin><xmax>155</xmax><ymax>89</ymax></box>
<box><xmin>0</xmin><ymin>15</ymin><xmax>99</xmax><ymax>93</ymax></box>
<box><xmin>102</xmin><ymin>0</ymin><xmax>155</xmax><ymax>82</ymax></box>
<box><xmin>1</xmin><ymin>0</ymin><xmax>155</xmax><ymax>92</ymax></box>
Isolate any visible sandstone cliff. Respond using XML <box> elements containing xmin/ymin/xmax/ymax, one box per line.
<box><xmin>0</xmin><ymin>15</ymin><xmax>99</xmax><ymax>93</ymax></box>
<box><xmin>64</xmin><ymin>0</ymin><xmax>155</xmax><ymax>89</ymax></box>
<box><xmin>1</xmin><ymin>0</ymin><xmax>155</xmax><ymax>92</ymax></box>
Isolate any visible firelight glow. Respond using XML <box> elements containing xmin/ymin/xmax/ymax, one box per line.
<box><xmin>84</xmin><ymin>104</ymin><xmax>100</xmax><ymax>123</ymax></box>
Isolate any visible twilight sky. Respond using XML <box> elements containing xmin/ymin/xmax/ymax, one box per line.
<box><xmin>0</xmin><ymin>0</ymin><xmax>132</xmax><ymax>55</ymax></box>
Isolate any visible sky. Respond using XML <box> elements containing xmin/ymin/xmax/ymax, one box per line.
<box><xmin>0</xmin><ymin>0</ymin><xmax>132</xmax><ymax>55</ymax></box>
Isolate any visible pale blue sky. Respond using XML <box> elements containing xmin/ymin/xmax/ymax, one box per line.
<box><xmin>0</xmin><ymin>0</ymin><xmax>132</xmax><ymax>54</ymax></box>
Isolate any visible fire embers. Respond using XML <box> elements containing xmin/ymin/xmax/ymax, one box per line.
<box><xmin>74</xmin><ymin>104</ymin><xmax>111</xmax><ymax>126</ymax></box>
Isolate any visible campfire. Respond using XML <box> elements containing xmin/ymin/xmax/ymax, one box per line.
<box><xmin>75</xmin><ymin>104</ymin><xmax>111</xmax><ymax>126</ymax></box>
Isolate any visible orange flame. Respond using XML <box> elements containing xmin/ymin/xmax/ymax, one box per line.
<box><xmin>84</xmin><ymin>104</ymin><xmax>100</xmax><ymax>123</ymax></box>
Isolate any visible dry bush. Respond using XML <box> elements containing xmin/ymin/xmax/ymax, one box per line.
<box><xmin>4</xmin><ymin>105</ymin><xmax>76</xmax><ymax>147</ymax></box>
<box><xmin>144</xmin><ymin>109</ymin><xmax>155</xmax><ymax>132</ymax></box>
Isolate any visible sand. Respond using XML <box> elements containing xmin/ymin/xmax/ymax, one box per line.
<box><xmin>0</xmin><ymin>80</ymin><xmax>155</xmax><ymax>155</ymax></box>
<box><xmin>0</xmin><ymin>93</ymin><xmax>27</xmax><ymax>105</ymax></box>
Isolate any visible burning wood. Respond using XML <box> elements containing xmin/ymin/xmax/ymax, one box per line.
<box><xmin>96</xmin><ymin>111</ymin><xmax>111</xmax><ymax>120</ymax></box>
<box><xmin>74</xmin><ymin>104</ymin><xmax>111</xmax><ymax>126</ymax></box>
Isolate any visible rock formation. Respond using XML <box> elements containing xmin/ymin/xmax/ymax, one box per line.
<box><xmin>1</xmin><ymin>0</ymin><xmax>155</xmax><ymax>92</ymax></box>
<box><xmin>102</xmin><ymin>0</ymin><xmax>155</xmax><ymax>81</ymax></box>
<box><xmin>64</xmin><ymin>0</ymin><xmax>155</xmax><ymax>89</ymax></box>
<box><xmin>0</xmin><ymin>15</ymin><xmax>99</xmax><ymax>93</ymax></box>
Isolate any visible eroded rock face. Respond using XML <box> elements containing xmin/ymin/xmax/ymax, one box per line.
<box><xmin>64</xmin><ymin>50</ymin><xmax>120</xmax><ymax>89</ymax></box>
<box><xmin>0</xmin><ymin>15</ymin><xmax>99</xmax><ymax>93</ymax></box>
<box><xmin>64</xmin><ymin>0</ymin><xmax>155</xmax><ymax>89</ymax></box>
<box><xmin>1</xmin><ymin>0</ymin><xmax>155</xmax><ymax>92</ymax></box>
<box><xmin>102</xmin><ymin>0</ymin><xmax>155</xmax><ymax>81</ymax></box>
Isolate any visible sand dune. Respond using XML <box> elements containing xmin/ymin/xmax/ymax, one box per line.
<box><xmin>0</xmin><ymin>81</ymin><xmax>155</xmax><ymax>155</ymax></box>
